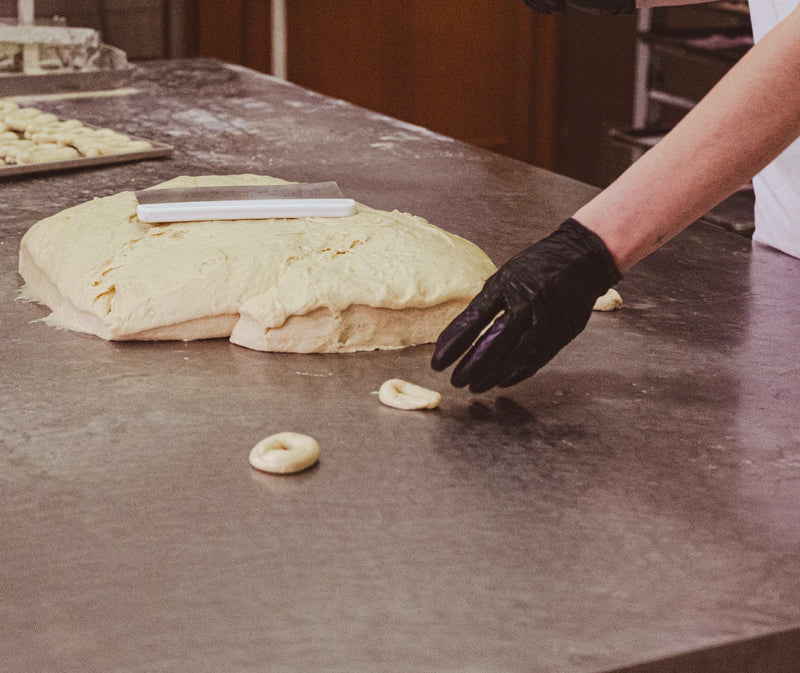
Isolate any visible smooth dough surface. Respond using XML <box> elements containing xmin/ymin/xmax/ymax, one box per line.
<box><xmin>19</xmin><ymin>174</ymin><xmax>497</xmax><ymax>353</ymax></box>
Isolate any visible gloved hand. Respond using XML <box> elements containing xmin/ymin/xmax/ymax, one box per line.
<box><xmin>431</xmin><ymin>218</ymin><xmax>621</xmax><ymax>392</ymax></box>
<box><xmin>522</xmin><ymin>0</ymin><xmax>634</xmax><ymax>14</ymax></box>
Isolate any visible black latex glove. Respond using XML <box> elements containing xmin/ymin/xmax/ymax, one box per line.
<box><xmin>522</xmin><ymin>0</ymin><xmax>634</xmax><ymax>14</ymax></box>
<box><xmin>431</xmin><ymin>218</ymin><xmax>622</xmax><ymax>393</ymax></box>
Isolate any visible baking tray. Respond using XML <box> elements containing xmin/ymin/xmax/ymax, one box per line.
<box><xmin>0</xmin><ymin>136</ymin><xmax>173</xmax><ymax>178</ymax></box>
<box><xmin>0</xmin><ymin>65</ymin><xmax>134</xmax><ymax>97</ymax></box>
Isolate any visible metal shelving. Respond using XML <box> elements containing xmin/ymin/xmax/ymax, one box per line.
<box><xmin>612</xmin><ymin>1</ymin><xmax>755</xmax><ymax>234</ymax></box>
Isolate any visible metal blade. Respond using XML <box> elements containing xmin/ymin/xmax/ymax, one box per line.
<box><xmin>134</xmin><ymin>182</ymin><xmax>344</xmax><ymax>205</ymax></box>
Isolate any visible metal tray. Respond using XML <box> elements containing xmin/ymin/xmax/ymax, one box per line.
<box><xmin>0</xmin><ymin>136</ymin><xmax>173</xmax><ymax>178</ymax></box>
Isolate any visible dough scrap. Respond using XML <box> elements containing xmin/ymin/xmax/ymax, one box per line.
<box><xmin>19</xmin><ymin>174</ymin><xmax>497</xmax><ymax>353</ymax></box>
<box><xmin>593</xmin><ymin>288</ymin><xmax>623</xmax><ymax>311</ymax></box>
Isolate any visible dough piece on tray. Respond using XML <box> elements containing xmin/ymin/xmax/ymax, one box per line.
<box><xmin>25</xmin><ymin>118</ymin><xmax>83</xmax><ymax>139</ymax></box>
<box><xmin>0</xmin><ymin>139</ymin><xmax>35</xmax><ymax>163</ymax></box>
<box><xmin>17</xmin><ymin>143</ymin><xmax>80</xmax><ymax>164</ymax></box>
<box><xmin>77</xmin><ymin>138</ymin><xmax>152</xmax><ymax>157</ymax></box>
<box><xmin>19</xmin><ymin>174</ymin><xmax>498</xmax><ymax>353</ymax></box>
<box><xmin>0</xmin><ymin>107</ymin><xmax>153</xmax><ymax>165</ymax></box>
<box><xmin>4</xmin><ymin>108</ymin><xmax>44</xmax><ymax>131</ymax></box>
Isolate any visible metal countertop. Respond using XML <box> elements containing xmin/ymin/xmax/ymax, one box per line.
<box><xmin>2</xmin><ymin>59</ymin><xmax>799</xmax><ymax>673</ymax></box>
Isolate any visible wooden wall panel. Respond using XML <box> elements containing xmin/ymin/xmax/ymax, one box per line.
<box><xmin>191</xmin><ymin>0</ymin><xmax>561</xmax><ymax>169</ymax></box>
<box><xmin>195</xmin><ymin>0</ymin><xmax>271</xmax><ymax>73</ymax></box>
<box><xmin>285</xmin><ymin>0</ymin><xmax>561</xmax><ymax>168</ymax></box>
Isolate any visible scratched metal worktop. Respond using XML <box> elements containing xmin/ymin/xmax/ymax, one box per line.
<box><xmin>1</xmin><ymin>59</ymin><xmax>798</xmax><ymax>673</ymax></box>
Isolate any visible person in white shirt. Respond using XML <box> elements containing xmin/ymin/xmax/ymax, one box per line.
<box><xmin>432</xmin><ymin>0</ymin><xmax>800</xmax><ymax>392</ymax></box>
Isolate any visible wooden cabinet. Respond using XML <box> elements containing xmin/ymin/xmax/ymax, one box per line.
<box><xmin>195</xmin><ymin>0</ymin><xmax>273</xmax><ymax>73</ymax></box>
<box><xmin>193</xmin><ymin>0</ymin><xmax>562</xmax><ymax>169</ymax></box>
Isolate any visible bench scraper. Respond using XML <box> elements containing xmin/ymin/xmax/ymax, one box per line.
<box><xmin>135</xmin><ymin>182</ymin><xmax>357</xmax><ymax>223</ymax></box>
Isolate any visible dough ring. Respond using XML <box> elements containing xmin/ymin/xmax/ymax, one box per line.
<box><xmin>593</xmin><ymin>288</ymin><xmax>623</xmax><ymax>311</ymax></box>
<box><xmin>249</xmin><ymin>432</ymin><xmax>320</xmax><ymax>474</ymax></box>
<box><xmin>379</xmin><ymin>379</ymin><xmax>441</xmax><ymax>410</ymax></box>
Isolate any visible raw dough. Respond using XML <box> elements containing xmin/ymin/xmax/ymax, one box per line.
<box><xmin>249</xmin><ymin>432</ymin><xmax>319</xmax><ymax>474</ymax></box>
<box><xmin>19</xmin><ymin>174</ymin><xmax>497</xmax><ymax>353</ymax></box>
<box><xmin>0</xmin><ymin>107</ymin><xmax>152</xmax><ymax>165</ymax></box>
<box><xmin>17</xmin><ymin>143</ymin><xmax>80</xmax><ymax>164</ymax></box>
<box><xmin>0</xmin><ymin>101</ymin><xmax>19</xmax><ymax>115</ymax></box>
<box><xmin>4</xmin><ymin>108</ymin><xmax>43</xmax><ymax>131</ymax></box>
<box><xmin>0</xmin><ymin>139</ymin><xmax>35</xmax><ymax>162</ymax></box>
<box><xmin>25</xmin><ymin>118</ymin><xmax>82</xmax><ymax>139</ymax></box>
<box><xmin>76</xmin><ymin>138</ymin><xmax>152</xmax><ymax>157</ymax></box>
<box><xmin>379</xmin><ymin>379</ymin><xmax>441</xmax><ymax>410</ymax></box>
<box><xmin>592</xmin><ymin>288</ymin><xmax>623</xmax><ymax>311</ymax></box>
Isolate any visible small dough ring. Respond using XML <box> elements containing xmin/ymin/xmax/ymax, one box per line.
<box><xmin>379</xmin><ymin>379</ymin><xmax>441</xmax><ymax>410</ymax></box>
<box><xmin>249</xmin><ymin>432</ymin><xmax>319</xmax><ymax>474</ymax></box>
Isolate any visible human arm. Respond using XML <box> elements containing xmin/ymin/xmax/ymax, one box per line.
<box><xmin>432</xmin><ymin>6</ymin><xmax>800</xmax><ymax>390</ymax></box>
<box><xmin>578</xmin><ymin>4</ymin><xmax>800</xmax><ymax>270</ymax></box>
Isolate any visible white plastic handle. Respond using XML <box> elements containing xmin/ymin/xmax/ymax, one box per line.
<box><xmin>136</xmin><ymin>198</ymin><xmax>357</xmax><ymax>223</ymax></box>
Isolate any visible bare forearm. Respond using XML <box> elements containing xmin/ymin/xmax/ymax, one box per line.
<box><xmin>574</xmin><ymin>6</ymin><xmax>800</xmax><ymax>271</ymax></box>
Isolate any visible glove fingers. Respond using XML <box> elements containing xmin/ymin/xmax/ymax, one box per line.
<box><xmin>450</xmin><ymin>290</ymin><xmax>534</xmax><ymax>390</ymax></box>
<box><xmin>450</xmin><ymin>311</ymin><xmax>518</xmax><ymax>389</ymax></box>
<box><xmin>471</xmin><ymin>319</ymin><xmax>550</xmax><ymax>392</ymax></box>
<box><xmin>431</xmin><ymin>286</ymin><xmax>503</xmax><ymax>372</ymax></box>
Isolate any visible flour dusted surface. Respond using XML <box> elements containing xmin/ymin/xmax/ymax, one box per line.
<box><xmin>19</xmin><ymin>175</ymin><xmax>497</xmax><ymax>353</ymax></box>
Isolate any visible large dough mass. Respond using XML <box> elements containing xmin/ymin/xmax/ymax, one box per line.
<box><xmin>18</xmin><ymin>175</ymin><xmax>497</xmax><ymax>353</ymax></box>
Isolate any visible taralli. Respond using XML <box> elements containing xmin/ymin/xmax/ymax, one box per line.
<box><xmin>592</xmin><ymin>288</ymin><xmax>623</xmax><ymax>311</ymax></box>
<box><xmin>17</xmin><ymin>144</ymin><xmax>80</xmax><ymax>164</ymax></box>
<box><xmin>0</xmin><ymin>106</ymin><xmax>155</xmax><ymax>167</ymax></box>
<box><xmin>20</xmin><ymin>112</ymin><xmax>58</xmax><ymax>132</ymax></box>
<box><xmin>248</xmin><ymin>432</ymin><xmax>320</xmax><ymax>474</ymax></box>
<box><xmin>4</xmin><ymin>108</ymin><xmax>43</xmax><ymax>131</ymax></box>
<box><xmin>379</xmin><ymin>378</ymin><xmax>441</xmax><ymax>410</ymax></box>
<box><xmin>25</xmin><ymin>118</ymin><xmax>82</xmax><ymax>139</ymax></box>
<box><xmin>0</xmin><ymin>139</ymin><xmax>36</xmax><ymax>162</ymax></box>
<box><xmin>78</xmin><ymin>139</ymin><xmax>152</xmax><ymax>157</ymax></box>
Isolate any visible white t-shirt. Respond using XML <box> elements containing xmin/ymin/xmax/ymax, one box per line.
<box><xmin>749</xmin><ymin>0</ymin><xmax>800</xmax><ymax>258</ymax></box>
